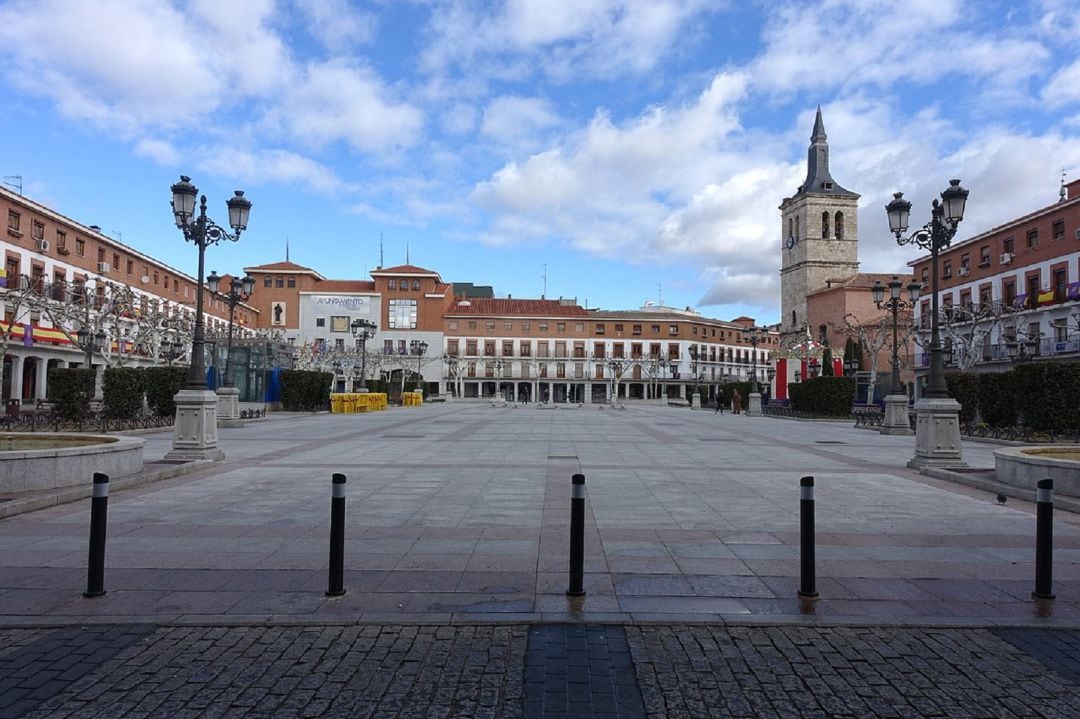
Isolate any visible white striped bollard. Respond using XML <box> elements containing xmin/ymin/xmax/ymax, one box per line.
<box><xmin>84</xmin><ymin>472</ymin><xmax>109</xmax><ymax>598</ymax></box>
<box><xmin>1033</xmin><ymin>478</ymin><xmax>1055</xmax><ymax>600</ymax></box>
<box><xmin>797</xmin><ymin>475</ymin><xmax>818</xmax><ymax>599</ymax></box>
<box><xmin>326</xmin><ymin>473</ymin><xmax>347</xmax><ymax>597</ymax></box>
<box><xmin>566</xmin><ymin>473</ymin><xmax>586</xmax><ymax>597</ymax></box>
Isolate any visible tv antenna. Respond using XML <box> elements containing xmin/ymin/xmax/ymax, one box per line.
<box><xmin>1</xmin><ymin>175</ymin><xmax>22</xmax><ymax>194</ymax></box>
<box><xmin>541</xmin><ymin>264</ymin><xmax>547</xmax><ymax>297</ymax></box>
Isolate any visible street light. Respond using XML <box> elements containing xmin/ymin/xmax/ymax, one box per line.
<box><xmin>872</xmin><ymin>276</ymin><xmax>921</xmax><ymax>435</ymax></box>
<box><xmin>165</xmin><ymin>175</ymin><xmax>251</xmax><ymax>462</ymax></box>
<box><xmin>886</xmin><ymin>179</ymin><xmax>969</xmax><ymax>467</ymax></box>
<box><xmin>410</xmin><ymin>340</ymin><xmax>428</xmax><ymax>394</ymax></box>
<box><xmin>1004</xmin><ymin>335</ymin><xmax>1037</xmax><ymax>363</ymax></box>
<box><xmin>741</xmin><ymin>325</ymin><xmax>769</xmax><ymax>415</ymax></box>
<box><xmin>75</xmin><ymin>324</ymin><xmax>107</xmax><ymax>367</ymax></box>
<box><xmin>206</xmin><ymin>271</ymin><xmax>255</xmax><ymax>389</ymax></box>
<box><xmin>688</xmin><ymin>345</ymin><xmax>701</xmax><ymax>408</ymax></box>
<box><xmin>350</xmin><ymin>318</ymin><xmax>377</xmax><ymax>391</ymax></box>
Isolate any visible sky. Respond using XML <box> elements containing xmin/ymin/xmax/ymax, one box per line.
<box><xmin>2</xmin><ymin>0</ymin><xmax>1079</xmax><ymax>326</ymax></box>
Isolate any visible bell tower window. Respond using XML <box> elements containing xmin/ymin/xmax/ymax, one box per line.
<box><xmin>821</xmin><ymin>211</ymin><xmax>830</xmax><ymax>238</ymax></box>
<box><xmin>834</xmin><ymin>212</ymin><xmax>844</xmax><ymax>240</ymax></box>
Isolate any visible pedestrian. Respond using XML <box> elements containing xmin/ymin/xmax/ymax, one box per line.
<box><xmin>732</xmin><ymin>388</ymin><xmax>741</xmax><ymax>414</ymax></box>
<box><xmin>714</xmin><ymin>389</ymin><xmax>724</xmax><ymax>414</ymax></box>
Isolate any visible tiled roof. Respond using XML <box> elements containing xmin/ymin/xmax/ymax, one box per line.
<box><xmin>311</xmin><ymin>280</ymin><xmax>376</xmax><ymax>292</ymax></box>
<box><xmin>372</xmin><ymin>264</ymin><xmax>440</xmax><ymax>276</ymax></box>
<box><xmin>807</xmin><ymin>272</ymin><xmax>916</xmax><ymax>296</ymax></box>
<box><xmin>446</xmin><ymin>298</ymin><xmax>590</xmax><ymax>317</ymax></box>
<box><xmin>244</xmin><ymin>261</ymin><xmax>322</xmax><ymax>277</ymax></box>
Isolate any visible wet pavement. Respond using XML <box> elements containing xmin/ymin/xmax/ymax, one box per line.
<box><xmin>2</xmin><ymin>403</ymin><xmax>1080</xmax><ymax>716</ymax></box>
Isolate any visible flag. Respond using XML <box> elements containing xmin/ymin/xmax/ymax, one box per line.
<box><xmin>0</xmin><ymin>269</ymin><xmax>6</xmax><ymax>288</ymax></box>
<box><xmin>22</xmin><ymin>323</ymin><xmax>33</xmax><ymax>347</ymax></box>
<box><xmin>1037</xmin><ymin>290</ymin><xmax>1055</xmax><ymax>306</ymax></box>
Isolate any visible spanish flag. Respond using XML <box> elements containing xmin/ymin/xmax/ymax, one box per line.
<box><xmin>1037</xmin><ymin>290</ymin><xmax>1056</xmax><ymax>306</ymax></box>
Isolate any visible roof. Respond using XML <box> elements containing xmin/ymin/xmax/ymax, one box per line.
<box><xmin>794</xmin><ymin>107</ymin><xmax>859</xmax><ymax>199</ymax></box>
<box><xmin>446</xmin><ymin>298</ymin><xmax>590</xmax><ymax>317</ymax></box>
<box><xmin>309</xmin><ymin>280</ymin><xmax>376</xmax><ymax>293</ymax></box>
<box><xmin>371</xmin><ymin>264</ymin><xmax>440</xmax><ymax>276</ymax></box>
<box><xmin>806</xmin><ymin>272</ymin><xmax>915</xmax><ymax>296</ymax></box>
<box><xmin>244</xmin><ymin>261</ymin><xmax>323</xmax><ymax>278</ymax></box>
<box><xmin>451</xmin><ymin>281</ymin><xmax>495</xmax><ymax>298</ymax></box>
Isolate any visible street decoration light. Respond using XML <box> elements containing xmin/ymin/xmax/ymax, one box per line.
<box><xmin>164</xmin><ymin>175</ymin><xmax>251</xmax><ymax>462</ymax></box>
<box><xmin>1004</xmin><ymin>335</ymin><xmax>1038</xmax><ymax>363</ymax></box>
<box><xmin>872</xmin><ymin>276</ymin><xmax>921</xmax><ymax>435</ymax></box>
<box><xmin>350</xmin><ymin>318</ymin><xmax>377</xmax><ymax>391</ymax></box>
<box><xmin>740</xmin><ymin>325</ymin><xmax>769</xmax><ymax>415</ymax></box>
<box><xmin>886</xmin><ymin>179</ymin><xmax>969</xmax><ymax>467</ymax></box>
<box><xmin>206</xmin><ymin>271</ymin><xmax>255</xmax><ymax>389</ymax></box>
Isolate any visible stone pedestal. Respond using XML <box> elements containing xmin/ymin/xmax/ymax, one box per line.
<box><xmin>216</xmin><ymin>386</ymin><xmax>244</xmax><ymax>428</ymax></box>
<box><xmin>907</xmin><ymin>396</ymin><xmax>966</xmax><ymax>469</ymax></box>
<box><xmin>880</xmin><ymin>394</ymin><xmax>913</xmax><ymax>436</ymax></box>
<box><xmin>691</xmin><ymin>391</ymin><xmax>701</xmax><ymax>409</ymax></box>
<box><xmin>745</xmin><ymin>391</ymin><xmax>762</xmax><ymax>416</ymax></box>
<box><xmin>164</xmin><ymin>389</ymin><xmax>225</xmax><ymax>462</ymax></box>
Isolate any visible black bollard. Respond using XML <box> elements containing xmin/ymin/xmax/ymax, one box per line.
<box><xmin>84</xmin><ymin>472</ymin><xmax>109</xmax><ymax>598</ymax></box>
<box><xmin>326</xmin><ymin>473</ymin><xmax>347</xmax><ymax>597</ymax></box>
<box><xmin>1033</xmin><ymin>478</ymin><xmax>1055</xmax><ymax>600</ymax></box>
<box><xmin>566</xmin><ymin>473</ymin><xmax>586</xmax><ymax>597</ymax></box>
<box><xmin>797</xmin><ymin>475</ymin><xmax>818</xmax><ymax>599</ymax></box>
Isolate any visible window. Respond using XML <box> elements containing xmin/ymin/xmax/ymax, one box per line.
<box><xmin>539</xmin><ymin>322</ymin><xmax>548</xmax><ymax>331</ymax></box>
<box><xmin>692</xmin><ymin>327</ymin><xmax>698</xmax><ymax>335</ymax></box>
<box><xmin>1054</xmin><ymin>268</ymin><xmax>1067</xmax><ymax>298</ymax></box>
<box><xmin>834</xmin><ymin>212</ymin><xmax>844</xmax><ymax>239</ymax></box>
<box><xmin>1003</xmin><ymin>236</ymin><xmax>1014</xmax><ymax>254</ymax></box>
<box><xmin>557</xmin><ymin>322</ymin><xmax>566</xmax><ymax>332</ymax></box>
<box><xmin>504</xmin><ymin>321</ymin><xmax>513</xmax><ymax>331</ymax></box>
<box><xmin>1026</xmin><ymin>229</ymin><xmax>1038</xmax><ymax>249</ymax></box>
<box><xmin>960</xmin><ymin>254</ymin><xmax>969</xmax><ymax>271</ymax></box>
<box><xmin>330</xmin><ymin>316</ymin><xmax>349</xmax><ymax>332</ymax></box>
<box><xmin>632</xmin><ymin>324</ymin><xmax>642</xmax><ymax>335</ymax></box>
<box><xmin>521</xmin><ymin>322</ymin><xmax>530</xmax><ymax>331</ymax></box>
<box><xmin>56</xmin><ymin>230</ymin><xmax>66</xmax><ymax>249</ymax></box>
<box><xmin>383</xmin><ymin>339</ymin><xmax>393</xmax><ymax>354</ymax></box>
<box><xmin>821</xmin><ymin>211</ymin><xmax>830</xmax><ymax>238</ymax></box>
<box><xmin>335</xmin><ymin>338</ymin><xmax>345</xmax><ymax>351</ymax></box>
<box><xmin>575</xmin><ymin>323</ymin><xmax>584</xmax><ymax>332</ymax></box>
<box><xmin>1052</xmin><ymin>219</ymin><xmax>1065</xmax><ymax>241</ymax></box>
<box><xmin>979</xmin><ymin>246</ymin><xmax>991</xmax><ymax>266</ymax></box>
<box><xmin>153</xmin><ymin>271</ymin><xmax>159</xmax><ymax>285</ymax></box>
<box><xmin>388</xmin><ymin>298</ymin><xmax>417</xmax><ymax>328</ymax></box>
<box><xmin>942</xmin><ymin>260</ymin><xmax>952</xmax><ymax>279</ymax></box>
<box><xmin>486</xmin><ymin>321</ymin><xmax>495</xmax><ymax>330</ymax></box>
<box><xmin>412</xmin><ymin>280</ymin><xmax>421</xmax><ymax>291</ymax></box>
<box><xmin>612</xmin><ymin>343</ymin><xmax>624</xmax><ymax>359</ymax></box>
<box><xmin>468</xmin><ymin>320</ymin><xmax>477</xmax><ymax>330</ymax></box>
<box><xmin>126</xmin><ymin>259</ymin><xmax>133</xmax><ymax>275</ymax></box>
<box><xmin>275</xmin><ymin>278</ymin><xmax>284</xmax><ymax>288</ymax></box>
<box><xmin>502</xmin><ymin>340</ymin><xmax>513</xmax><ymax>356</ymax></box>
<box><xmin>31</xmin><ymin>220</ymin><xmax>44</xmax><ymax>240</ymax></box>
<box><xmin>595</xmin><ymin>323</ymin><xmax>605</xmax><ymax>335</ymax></box>
<box><xmin>287</xmin><ymin>276</ymin><xmax>296</xmax><ymax>288</ymax></box>
<box><xmin>447</xmin><ymin>340</ymin><xmax>459</xmax><ymax>355</ymax></box>
<box><xmin>1004</xmin><ymin>280</ymin><xmax>1016</xmax><ymax>307</ymax></box>
<box><xmin>538</xmin><ymin>341</ymin><xmax>549</xmax><ymax>358</ymax></box>
<box><xmin>316</xmin><ymin>318</ymin><xmax>326</xmax><ymax>327</ymax></box>
<box><xmin>519</xmin><ymin>341</ymin><xmax>531</xmax><ymax>356</ymax></box>
<box><xmin>669</xmin><ymin>325</ymin><xmax>678</xmax><ymax>335</ymax></box>
<box><xmin>614</xmin><ymin>324</ymin><xmax>623</xmax><ymax>333</ymax></box>
<box><xmin>75</xmin><ymin>238</ymin><xmax>85</xmax><ymax>256</ymax></box>
<box><xmin>448</xmin><ymin>320</ymin><xmax>458</xmax><ymax>330</ymax></box>
<box><xmin>113</xmin><ymin>253</ymin><xmax>120</xmax><ymax>270</ymax></box>
<box><xmin>593</xmin><ymin>343</ymin><xmax>605</xmax><ymax>358</ymax></box>
<box><xmin>465</xmin><ymin>339</ymin><xmax>477</xmax><ymax>355</ymax></box>
<box><xmin>921</xmin><ymin>268</ymin><xmax>929</xmax><ymax>285</ymax></box>
<box><xmin>555</xmin><ymin>341</ymin><xmax>567</xmax><ymax>358</ymax></box>
<box><xmin>97</xmin><ymin>248</ymin><xmax>106</xmax><ymax>263</ymax></box>
<box><xmin>484</xmin><ymin>340</ymin><xmax>495</xmax><ymax>356</ymax></box>
<box><xmin>388</xmin><ymin>279</ymin><xmax>396</xmax><ymax>290</ymax></box>
<box><xmin>7</xmin><ymin>210</ymin><xmax>21</xmax><ymax>233</ymax></box>
<box><xmin>264</xmin><ymin>276</ymin><xmax>272</xmax><ymax>287</ymax></box>
<box><xmin>651</xmin><ymin>324</ymin><xmax>660</xmax><ymax>334</ymax></box>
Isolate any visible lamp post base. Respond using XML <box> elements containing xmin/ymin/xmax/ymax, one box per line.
<box><xmin>745</xmin><ymin>391</ymin><xmax>762</xmax><ymax>416</ymax></box>
<box><xmin>216</xmin><ymin>386</ymin><xmax>244</xmax><ymax>427</ymax></box>
<box><xmin>165</xmin><ymin>389</ymin><xmax>225</xmax><ymax>462</ymax></box>
<box><xmin>880</xmin><ymin>394</ymin><xmax>913</xmax><ymax>436</ymax></box>
<box><xmin>691</xmin><ymin>391</ymin><xmax>701</xmax><ymax>409</ymax></box>
<box><xmin>906</xmin><ymin>396</ymin><xmax>966</xmax><ymax>469</ymax></box>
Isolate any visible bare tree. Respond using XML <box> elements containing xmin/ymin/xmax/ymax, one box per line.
<box><xmin>934</xmin><ymin>301</ymin><xmax>1015</xmax><ymax>370</ymax></box>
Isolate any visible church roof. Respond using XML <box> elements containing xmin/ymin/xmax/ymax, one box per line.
<box><xmin>795</xmin><ymin>107</ymin><xmax>859</xmax><ymax>199</ymax></box>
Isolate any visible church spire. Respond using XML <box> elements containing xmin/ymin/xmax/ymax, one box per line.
<box><xmin>797</xmin><ymin>107</ymin><xmax>857</xmax><ymax>198</ymax></box>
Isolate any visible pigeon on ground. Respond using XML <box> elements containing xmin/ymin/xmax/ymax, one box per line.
<box><xmin>997</xmin><ymin>493</ymin><xmax>1007</xmax><ymax>505</ymax></box>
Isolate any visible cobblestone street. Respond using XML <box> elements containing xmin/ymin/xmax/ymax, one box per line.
<box><xmin>3</xmin><ymin>623</ymin><xmax>1080</xmax><ymax>718</ymax></box>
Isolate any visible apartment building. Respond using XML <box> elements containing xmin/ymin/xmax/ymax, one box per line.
<box><xmin>909</xmin><ymin>177</ymin><xmax>1080</xmax><ymax>384</ymax></box>
<box><xmin>1</xmin><ymin>186</ymin><xmax>257</xmax><ymax>406</ymax></box>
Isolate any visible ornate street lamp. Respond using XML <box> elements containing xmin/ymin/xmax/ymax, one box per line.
<box><xmin>688</xmin><ymin>346</ymin><xmax>701</xmax><ymax>408</ymax></box>
<box><xmin>1004</xmin><ymin>335</ymin><xmax>1038</xmax><ymax>363</ymax></box>
<box><xmin>75</xmin><ymin>324</ymin><xmax>107</xmax><ymax>367</ymax></box>
<box><xmin>207</xmin><ymin>271</ymin><xmax>255</xmax><ymax>389</ymax></box>
<box><xmin>350</xmin><ymin>318</ymin><xmax>377</xmax><ymax>391</ymax></box>
<box><xmin>740</xmin><ymin>325</ymin><xmax>769</xmax><ymax>415</ymax></box>
<box><xmin>872</xmin><ymin>276</ymin><xmax>921</xmax><ymax>435</ymax></box>
<box><xmin>164</xmin><ymin>176</ymin><xmax>251</xmax><ymax>462</ymax></box>
<box><xmin>886</xmin><ymin>179</ymin><xmax>969</xmax><ymax>467</ymax></box>
<box><xmin>410</xmin><ymin>340</ymin><xmax>428</xmax><ymax>395</ymax></box>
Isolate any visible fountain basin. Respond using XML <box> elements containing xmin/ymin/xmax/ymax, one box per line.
<box><xmin>0</xmin><ymin>433</ymin><xmax>145</xmax><ymax>492</ymax></box>
<box><xmin>994</xmin><ymin>446</ymin><xmax>1080</xmax><ymax>497</ymax></box>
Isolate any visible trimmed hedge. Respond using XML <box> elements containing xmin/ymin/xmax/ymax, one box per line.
<box><xmin>977</xmin><ymin>371</ymin><xmax>1016</xmax><ymax>427</ymax></box>
<box><xmin>102</xmin><ymin>367</ymin><xmax>145</xmax><ymax>419</ymax></box>
<box><xmin>938</xmin><ymin>362</ymin><xmax>1080</xmax><ymax>431</ymax></box>
<box><xmin>787</xmin><ymin>376</ymin><xmax>856</xmax><ymax>417</ymax></box>
<box><xmin>144</xmin><ymin>366</ymin><xmax>189</xmax><ymax>417</ymax></box>
<box><xmin>944</xmin><ymin>371</ymin><xmax>979</xmax><ymax>425</ymax></box>
<box><xmin>280</xmin><ymin>370</ymin><xmax>333</xmax><ymax>411</ymax></box>
<box><xmin>46</xmin><ymin>368</ymin><xmax>96</xmax><ymax>421</ymax></box>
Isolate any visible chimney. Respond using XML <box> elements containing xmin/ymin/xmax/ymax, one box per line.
<box><xmin>89</xmin><ymin>225</ymin><xmax>102</xmax><ymax>232</ymax></box>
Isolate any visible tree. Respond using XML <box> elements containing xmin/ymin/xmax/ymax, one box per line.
<box><xmin>933</xmin><ymin>300</ymin><xmax>1016</xmax><ymax>370</ymax></box>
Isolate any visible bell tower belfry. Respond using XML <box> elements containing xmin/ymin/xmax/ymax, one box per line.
<box><xmin>779</xmin><ymin>108</ymin><xmax>860</xmax><ymax>337</ymax></box>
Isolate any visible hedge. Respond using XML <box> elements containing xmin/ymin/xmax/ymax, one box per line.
<box><xmin>46</xmin><ymin>368</ymin><xmax>96</xmax><ymax>421</ymax></box>
<box><xmin>787</xmin><ymin>376</ymin><xmax>856</xmax><ymax>417</ymax></box>
<box><xmin>280</xmin><ymin>370</ymin><xmax>333</xmax><ymax>411</ymax></box>
<box><xmin>102</xmin><ymin>367</ymin><xmax>144</xmax><ymax>419</ymax></box>
<box><xmin>144</xmin><ymin>366</ymin><xmax>189</xmax><ymax>417</ymax></box>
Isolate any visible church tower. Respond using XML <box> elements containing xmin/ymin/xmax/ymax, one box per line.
<box><xmin>779</xmin><ymin>108</ymin><xmax>860</xmax><ymax>337</ymax></box>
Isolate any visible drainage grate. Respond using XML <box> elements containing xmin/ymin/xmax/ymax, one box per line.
<box><xmin>698</xmin><ymin>437</ymin><xmax>737</xmax><ymax>442</ymax></box>
<box><xmin>548</xmin><ymin>455</ymin><xmax>579</xmax><ymax>460</ymax></box>
<box><xmin>380</xmin><ymin>434</ymin><xmax>426</xmax><ymax>439</ymax></box>
<box><xmin>815</xmin><ymin>440</ymin><xmax>846</xmax><ymax>444</ymax></box>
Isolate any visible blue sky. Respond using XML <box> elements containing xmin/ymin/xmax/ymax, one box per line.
<box><xmin>2</xmin><ymin>0</ymin><xmax>1079</xmax><ymax>325</ymax></box>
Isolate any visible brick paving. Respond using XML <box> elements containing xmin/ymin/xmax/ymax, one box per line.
<box><xmin>2</xmin><ymin>623</ymin><xmax>1080</xmax><ymax>718</ymax></box>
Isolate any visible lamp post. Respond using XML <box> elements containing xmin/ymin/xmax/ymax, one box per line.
<box><xmin>164</xmin><ymin>175</ymin><xmax>251</xmax><ymax>462</ymax></box>
<box><xmin>75</xmin><ymin>324</ymin><xmax>107</xmax><ymax>368</ymax></box>
<box><xmin>741</xmin><ymin>326</ymin><xmax>769</xmax><ymax>416</ymax></box>
<box><xmin>872</xmin><ymin>276</ymin><xmax>921</xmax><ymax>435</ymax></box>
<box><xmin>766</xmin><ymin>365</ymin><xmax>776</xmax><ymax>405</ymax></box>
<box><xmin>206</xmin><ymin>271</ymin><xmax>254</xmax><ymax>423</ymax></box>
<box><xmin>1004</xmin><ymin>335</ymin><xmax>1038</xmax><ymax>363</ymax></box>
<box><xmin>688</xmin><ymin>346</ymin><xmax>701</xmax><ymax>408</ymax></box>
<box><xmin>886</xmin><ymin>179</ymin><xmax>969</xmax><ymax>468</ymax></box>
<box><xmin>410</xmin><ymin>340</ymin><xmax>428</xmax><ymax>396</ymax></box>
<box><xmin>350</xmin><ymin>318</ymin><xmax>377</xmax><ymax>391</ymax></box>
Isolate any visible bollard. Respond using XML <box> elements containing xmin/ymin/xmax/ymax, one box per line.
<box><xmin>1033</xmin><ymin>478</ymin><xmax>1055</xmax><ymax>600</ymax></box>
<box><xmin>566</xmin><ymin>473</ymin><xmax>587</xmax><ymax>597</ymax></box>
<box><xmin>84</xmin><ymin>473</ymin><xmax>109</xmax><ymax>598</ymax></box>
<box><xmin>326</xmin><ymin>473</ymin><xmax>347</xmax><ymax>597</ymax></box>
<box><xmin>797</xmin><ymin>475</ymin><xmax>818</xmax><ymax>599</ymax></box>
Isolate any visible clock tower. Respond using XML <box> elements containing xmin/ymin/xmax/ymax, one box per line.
<box><xmin>779</xmin><ymin>108</ymin><xmax>860</xmax><ymax>338</ymax></box>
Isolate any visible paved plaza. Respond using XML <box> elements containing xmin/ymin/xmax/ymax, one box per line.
<box><xmin>2</xmin><ymin>404</ymin><xmax>1080</xmax><ymax>716</ymax></box>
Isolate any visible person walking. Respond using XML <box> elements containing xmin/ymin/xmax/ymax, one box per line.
<box><xmin>714</xmin><ymin>389</ymin><xmax>725</xmax><ymax>414</ymax></box>
<box><xmin>732</xmin><ymin>388</ymin><xmax>742</xmax><ymax>414</ymax></box>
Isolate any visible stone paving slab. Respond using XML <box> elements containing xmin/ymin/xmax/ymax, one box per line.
<box><xmin>3</xmin><ymin>623</ymin><xmax>1080</xmax><ymax>718</ymax></box>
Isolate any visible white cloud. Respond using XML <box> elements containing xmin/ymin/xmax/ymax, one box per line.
<box><xmin>480</xmin><ymin>96</ymin><xmax>562</xmax><ymax>148</ymax></box>
<box><xmin>197</xmin><ymin>147</ymin><xmax>341</xmax><ymax>193</ymax></box>
<box><xmin>268</xmin><ymin>60</ymin><xmax>424</xmax><ymax>155</ymax></box>
<box><xmin>295</xmin><ymin>0</ymin><xmax>377</xmax><ymax>51</ymax></box>
<box><xmin>1042</xmin><ymin>58</ymin><xmax>1080</xmax><ymax>107</ymax></box>
<box><xmin>134</xmin><ymin>138</ymin><xmax>181</xmax><ymax>166</ymax></box>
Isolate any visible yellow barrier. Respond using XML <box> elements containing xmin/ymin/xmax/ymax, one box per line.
<box><xmin>330</xmin><ymin>393</ymin><xmax>388</xmax><ymax>413</ymax></box>
<box><xmin>402</xmin><ymin>391</ymin><xmax>424</xmax><ymax>407</ymax></box>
